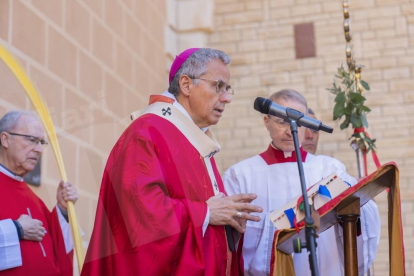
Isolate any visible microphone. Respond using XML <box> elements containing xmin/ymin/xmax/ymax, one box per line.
<box><xmin>254</xmin><ymin>97</ymin><xmax>333</xmax><ymax>133</ymax></box>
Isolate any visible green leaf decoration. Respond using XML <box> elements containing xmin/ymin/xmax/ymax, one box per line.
<box><xmin>340</xmin><ymin>116</ymin><xmax>350</xmax><ymax>130</ymax></box>
<box><xmin>328</xmin><ymin>65</ymin><xmax>377</xmax><ymax>153</ymax></box>
<box><xmin>344</xmin><ymin>103</ymin><xmax>354</xmax><ymax>115</ymax></box>
<box><xmin>362</xmin><ymin>106</ymin><xmax>371</xmax><ymax>112</ymax></box>
<box><xmin>333</xmin><ymin>101</ymin><xmax>345</xmax><ymax>120</ymax></box>
<box><xmin>349</xmin><ymin>92</ymin><xmax>366</xmax><ymax>104</ymax></box>
<box><xmin>360</xmin><ymin>80</ymin><xmax>370</xmax><ymax>90</ymax></box>
<box><xmin>335</xmin><ymin>92</ymin><xmax>346</xmax><ymax>103</ymax></box>
<box><xmin>361</xmin><ymin>113</ymin><xmax>369</xmax><ymax>128</ymax></box>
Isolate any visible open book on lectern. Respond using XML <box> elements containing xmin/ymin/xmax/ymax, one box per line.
<box><xmin>269</xmin><ymin>174</ymin><xmax>351</xmax><ymax>230</ymax></box>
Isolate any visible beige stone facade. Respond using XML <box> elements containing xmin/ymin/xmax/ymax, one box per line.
<box><xmin>0</xmin><ymin>0</ymin><xmax>167</xmax><ymax>244</ymax></box>
<box><xmin>209</xmin><ymin>1</ymin><xmax>414</xmax><ymax>275</ymax></box>
<box><xmin>0</xmin><ymin>0</ymin><xmax>412</xmax><ymax>275</ymax></box>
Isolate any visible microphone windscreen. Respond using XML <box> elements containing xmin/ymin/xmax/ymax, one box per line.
<box><xmin>254</xmin><ymin>97</ymin><xmax>271</xmax><ymax>114</ymax></box>
<box><xmin>320</xmin><ymin>124</ymin><xmax>334</xmax><ymax>133</ymax></box>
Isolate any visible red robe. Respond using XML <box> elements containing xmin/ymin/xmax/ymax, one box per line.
<box><xmin>82</xmin><ymin>103</ymin><xmax>244</xmax><ymax>275</ymax></box>
<box><xmin>0</xmin><ymin>173</ymin><xmax>73</xmax><ymax>276</ymax></box>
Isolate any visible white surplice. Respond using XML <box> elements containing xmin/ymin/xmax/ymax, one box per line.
<box><xmin>223</xmin><ymin>145</ymin><xmax>380</xmax><ymax>276</ymax></box>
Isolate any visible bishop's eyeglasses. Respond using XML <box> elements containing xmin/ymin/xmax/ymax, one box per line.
<box><xmin>189</xmin><ymin>77</ymin><xmax>234</xmax><ymax>98</ymax></box>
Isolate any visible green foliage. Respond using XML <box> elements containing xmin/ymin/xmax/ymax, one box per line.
<box><xmin>327</xmin><ymin>65</ymin><xmax>377</xmax><ymax>153</ymax></box>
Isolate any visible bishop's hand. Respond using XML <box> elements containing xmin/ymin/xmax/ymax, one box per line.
<box><xmin>206</xmin><ymin>192</ymin><xmax>263</xmax><ymax>233</ymax></box>
<box><xmin>17</xmin><ymin>214</ymin><xmax>46</xmax><ymax>241</ymax></box>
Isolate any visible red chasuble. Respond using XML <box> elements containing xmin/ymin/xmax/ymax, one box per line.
<box><xmin>0</xmin><ymin>173</ymin><xmax>73</xmax><ymax>276</ymax></box>
<box><xmin>82</xmin><ymin>99</ymin><xmax>244</xmax><ymax>275</ymax></box>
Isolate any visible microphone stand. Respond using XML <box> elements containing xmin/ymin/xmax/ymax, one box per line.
<box><xmin>286</xmin><ymin>108</ymin><xmax>319</xmax><ymax>276</ymax></box>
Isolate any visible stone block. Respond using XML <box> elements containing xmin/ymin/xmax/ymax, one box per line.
<box><xmin>354</xmin><ymin>6</ymin><xmax>400</xmax><ymax>21</ymax></box>
<box><xmin>224</xmin><ymin>10</ymin><xmax>262</xmax><ymax>25</ymax></box>
<box><xmin>165</xmin><ymin>26</ymin><xmax>177</xmax><ymax>58</ymax></box>
<box><xmin>65</xmin><ymin>0</ymin><xmax>91</xmax><ymax>49</ymax></box>
<box><xmin>125</xmin><ymin>13</ymin><xmax>142</xmax><ymax>56</ymax></box>
<box><xmin>389</xmin><ymin>79</ymin><xmax>414</xmax><ymax>91</ymax></box>
<box><xmin>269</xmin><ymin>7</ymin><xmax>291</xmax><ymax>19</ymax></box>
<box><xmin>92</xmin><ymin>19</ymin><xmax>115</xmax><ymax>68</ymax></box>
<box><xmin>369</xmin><ymin>18</ymin><xmax>395</xmax><ymax>29</ymax></box>
<box><xmin>177</xmin><ymin>0</ymin><xmax>214</xmax><ymax>31</ymax></box>
<box><xmin>216</xmin><ymin>2</ymin><xmax>244</xmax><ymax>14</ymax></box>
<box><xmin>55</xmin><ymin>134</ymin><xmax>78</xmax><ymax>183</ymax></box>
<box><xmin>32</xmin><ymin>0</ymin><xmax>63</xmax><ymax>26</ymax></box>
<box><xmin>104</xmin><ymin>0</ymin><xmax>124</xmax><ymax>37</ymax></box>
<box><xmin>104</xmin><ymin>72</ymin><xmax>125</xmax><ymax>118</ymax></box>
<box><xmin>135</xmin><ymin>0</ymin><xmax>150</xmax><ymax>29</ymax></box>
<box><xmin>115</xmin><ymin>41</ymin><xmax>133</xmax><ymax>85</ymax></box>
<box><xmin>290</xmin><ymin>3</ymin><xmax>321</xmax><ymax>17</ymax></box>
<box><xmin>48</xmin><ymin>28</ymin><xmax>77</xmax><ymax>86</ymax></box>
<box><xmin>322</xmin><ymin>2</ymin><xmax>341</xmax><ymax>13</ymax></box>
<box><xmin>62</xmin><ymin>88</ymin><xmax>93</xmax><ymax>143</ymax></box>
<box><xmin>166</xmin><ymin>0</ymin><xmax>176</xmax><ymax>28</ymax></box>
<box><xmin>12</xmin><ymin>0</ymin><xmax>46</xmax><ymax>64</ymax></box>
<box><xmin>371</xmin><ymin>57</ymin><xmax>397</xmax><ymax>68</ymax></box>
<box><xmin>91</xmin><ymin>119</ymin><xmax>118</xmax><ymax>154</ymax></box>
<box><xmin>79</xmin><ymin>51</ymin><xmax>104</xmax><ymax>99</ymax></box>
<box><xmin>382</xmin><ymin>67</ymin><xmax>410</xmax><ymax>79</ymax></box>
<box><xmin>261</xmin><ymin>72</ymin><xmax>290</xmax><ymax>85</ymax></box>
<box><xmin>134</xmin><ymin>59</ymin><xmax>150</xmax><ymax>96</ymax></box>
<box><xmin>384</xmin><ymin>37</ymin><xmax>409</xmax><ymax>49</ymax></box>
<box><xmin>0</xmin><ymin>0</ymin><xmax>9</xmax><ymax>40</ymax></box>
<box><xmin>120</xmin><ymin>0</ymin><xmax>134</xmax><ymax>11</ymax></box>
<box><xmin>74</xmin><ymin>195</ymin><xmax>93</xmax><ymax>241</ymax></box>
<box><xmin>229</xmin><ymin>52</ymin><xmax>257</xmax><ymax>66</ymax></box>
<box><xmin>239</xmin><ymin>40</ymin><xmax>264</xmax><ymax>52</ymax></box>
<box><xmin>220</xmin><ymin>30</ymin><xmax>240</xmax><ymax>42</ymax></box>
<box><xmin>233</xmin><ymin>128</ymin><xmax>249</xmax><ymax>138</ymax></box>
<box><xmin>178</xmin><ymin>32</ymin><xmax>208</xmax><ymax>49</ymax></box>
<box><xmin>376</xmin><ymin>0</ymin><xmax>409</xmax><ymax>5</ymax></box>
<box><xmin>401</xmin><ymin>4</ymin><xmax>414</xmax><ymax>16</ymax></box>
<box><xmin>396</xmin><ymin>18</ymin><xmax>408</xmax><ymax>35</ymax></box>
<box><xmin>269</xmin><ymin>0</ymin><xmax>294</xmax><ymax>7</ymax></box>
<box><xmin>29</xmin><ymin>66</ymin><xmax>64</xmax><ymax>126</ymax></box>
<box><xmin>77</xmin><ymin>146</ymin><xmax>103</xmax><ymax>195</ymax></box>
<box><xmin>246</xmin><ymin>1</ymin><xmax>262</xmax><ymax>11</ymax></box>
<box><xmin>241</xmin><ymin>28</ymin><xmax>258</xmax><ymax>40</ymax></box>
<box><xmin>80</xmin><ymin>0</ymin><xmax>103</xmax><ymax>18</ymax></box>
<box><xmin>124</xmin><ymin>87</ymin><xmax>147</xmax><ymax>118</ymax></box>
<box><xmin>0</xmin><ymin>59</ymin><xmax>28</xmax><ymax>108</ymax></box>
<box><xmin>209</xmin><ymin>42</ymin><xmax>237</xmax><ymax>55</ymax></box>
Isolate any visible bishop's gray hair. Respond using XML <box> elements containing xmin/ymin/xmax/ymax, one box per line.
<box><xmin>0</xmin><ymin>111</ymin><xmax>38</xmax><ymax>146</ymax></box>
<box><xmin>269</xmin><ymin>89</ymin><xmax>308</xmax><ymax>114</ymax></box>
<box><xmin>168</xmin><ymin>48</ymin><xmax>231</xmax><ymax>97</ymax></box>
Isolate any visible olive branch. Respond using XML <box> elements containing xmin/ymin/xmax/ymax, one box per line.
<box><xmin>327</xmin><ymin>65</ymin><xmax>377</xmax><ymax>153</ymax></box>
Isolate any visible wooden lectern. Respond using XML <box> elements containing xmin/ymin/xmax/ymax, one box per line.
<box><xmin>270</xmin><ymin>163</ymin><xmax>405</xmax><ymax>276</ymax></box>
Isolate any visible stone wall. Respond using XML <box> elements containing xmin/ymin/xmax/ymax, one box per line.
<box><xmin>0</xmin><ymin>0</ymin><xmax>167</xmax><ymax>247</ymax></box>
<box><xmin>208</xmin><ymin>0</ymin><xmax>414</xmax><ymax>275</ymax></box>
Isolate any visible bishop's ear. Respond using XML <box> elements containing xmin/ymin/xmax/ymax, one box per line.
<box><xmin>179</xmin><ymin>75</ymin><xmax>192</xmax><ymax>97</ymax></box>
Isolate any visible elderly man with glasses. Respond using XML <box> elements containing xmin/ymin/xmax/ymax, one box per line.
<box><xmin>0</xmin><ymin>111</ymin><xmax>78</xmax><ymax>276</ymax></box>
<box><xmin>82</xmin><ymin>48</ymin><xmax>263</xmax><ymax>276</ymax></box>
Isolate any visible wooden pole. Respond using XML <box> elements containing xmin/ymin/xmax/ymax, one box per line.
<box><xmin>338</xmin><ymin>198</ymin><xmax>360</xmax><ymax>276</ymax></box>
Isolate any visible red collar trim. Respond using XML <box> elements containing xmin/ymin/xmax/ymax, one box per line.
<box><xmin>148</xmin><ymin>95</ymin><xmax>175</xmax><ymax>105</ymax></box>
<box><xmin>259</xmin><ymin>144</ymin><xmax>308</xmax><ymax>165</ymax></box>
